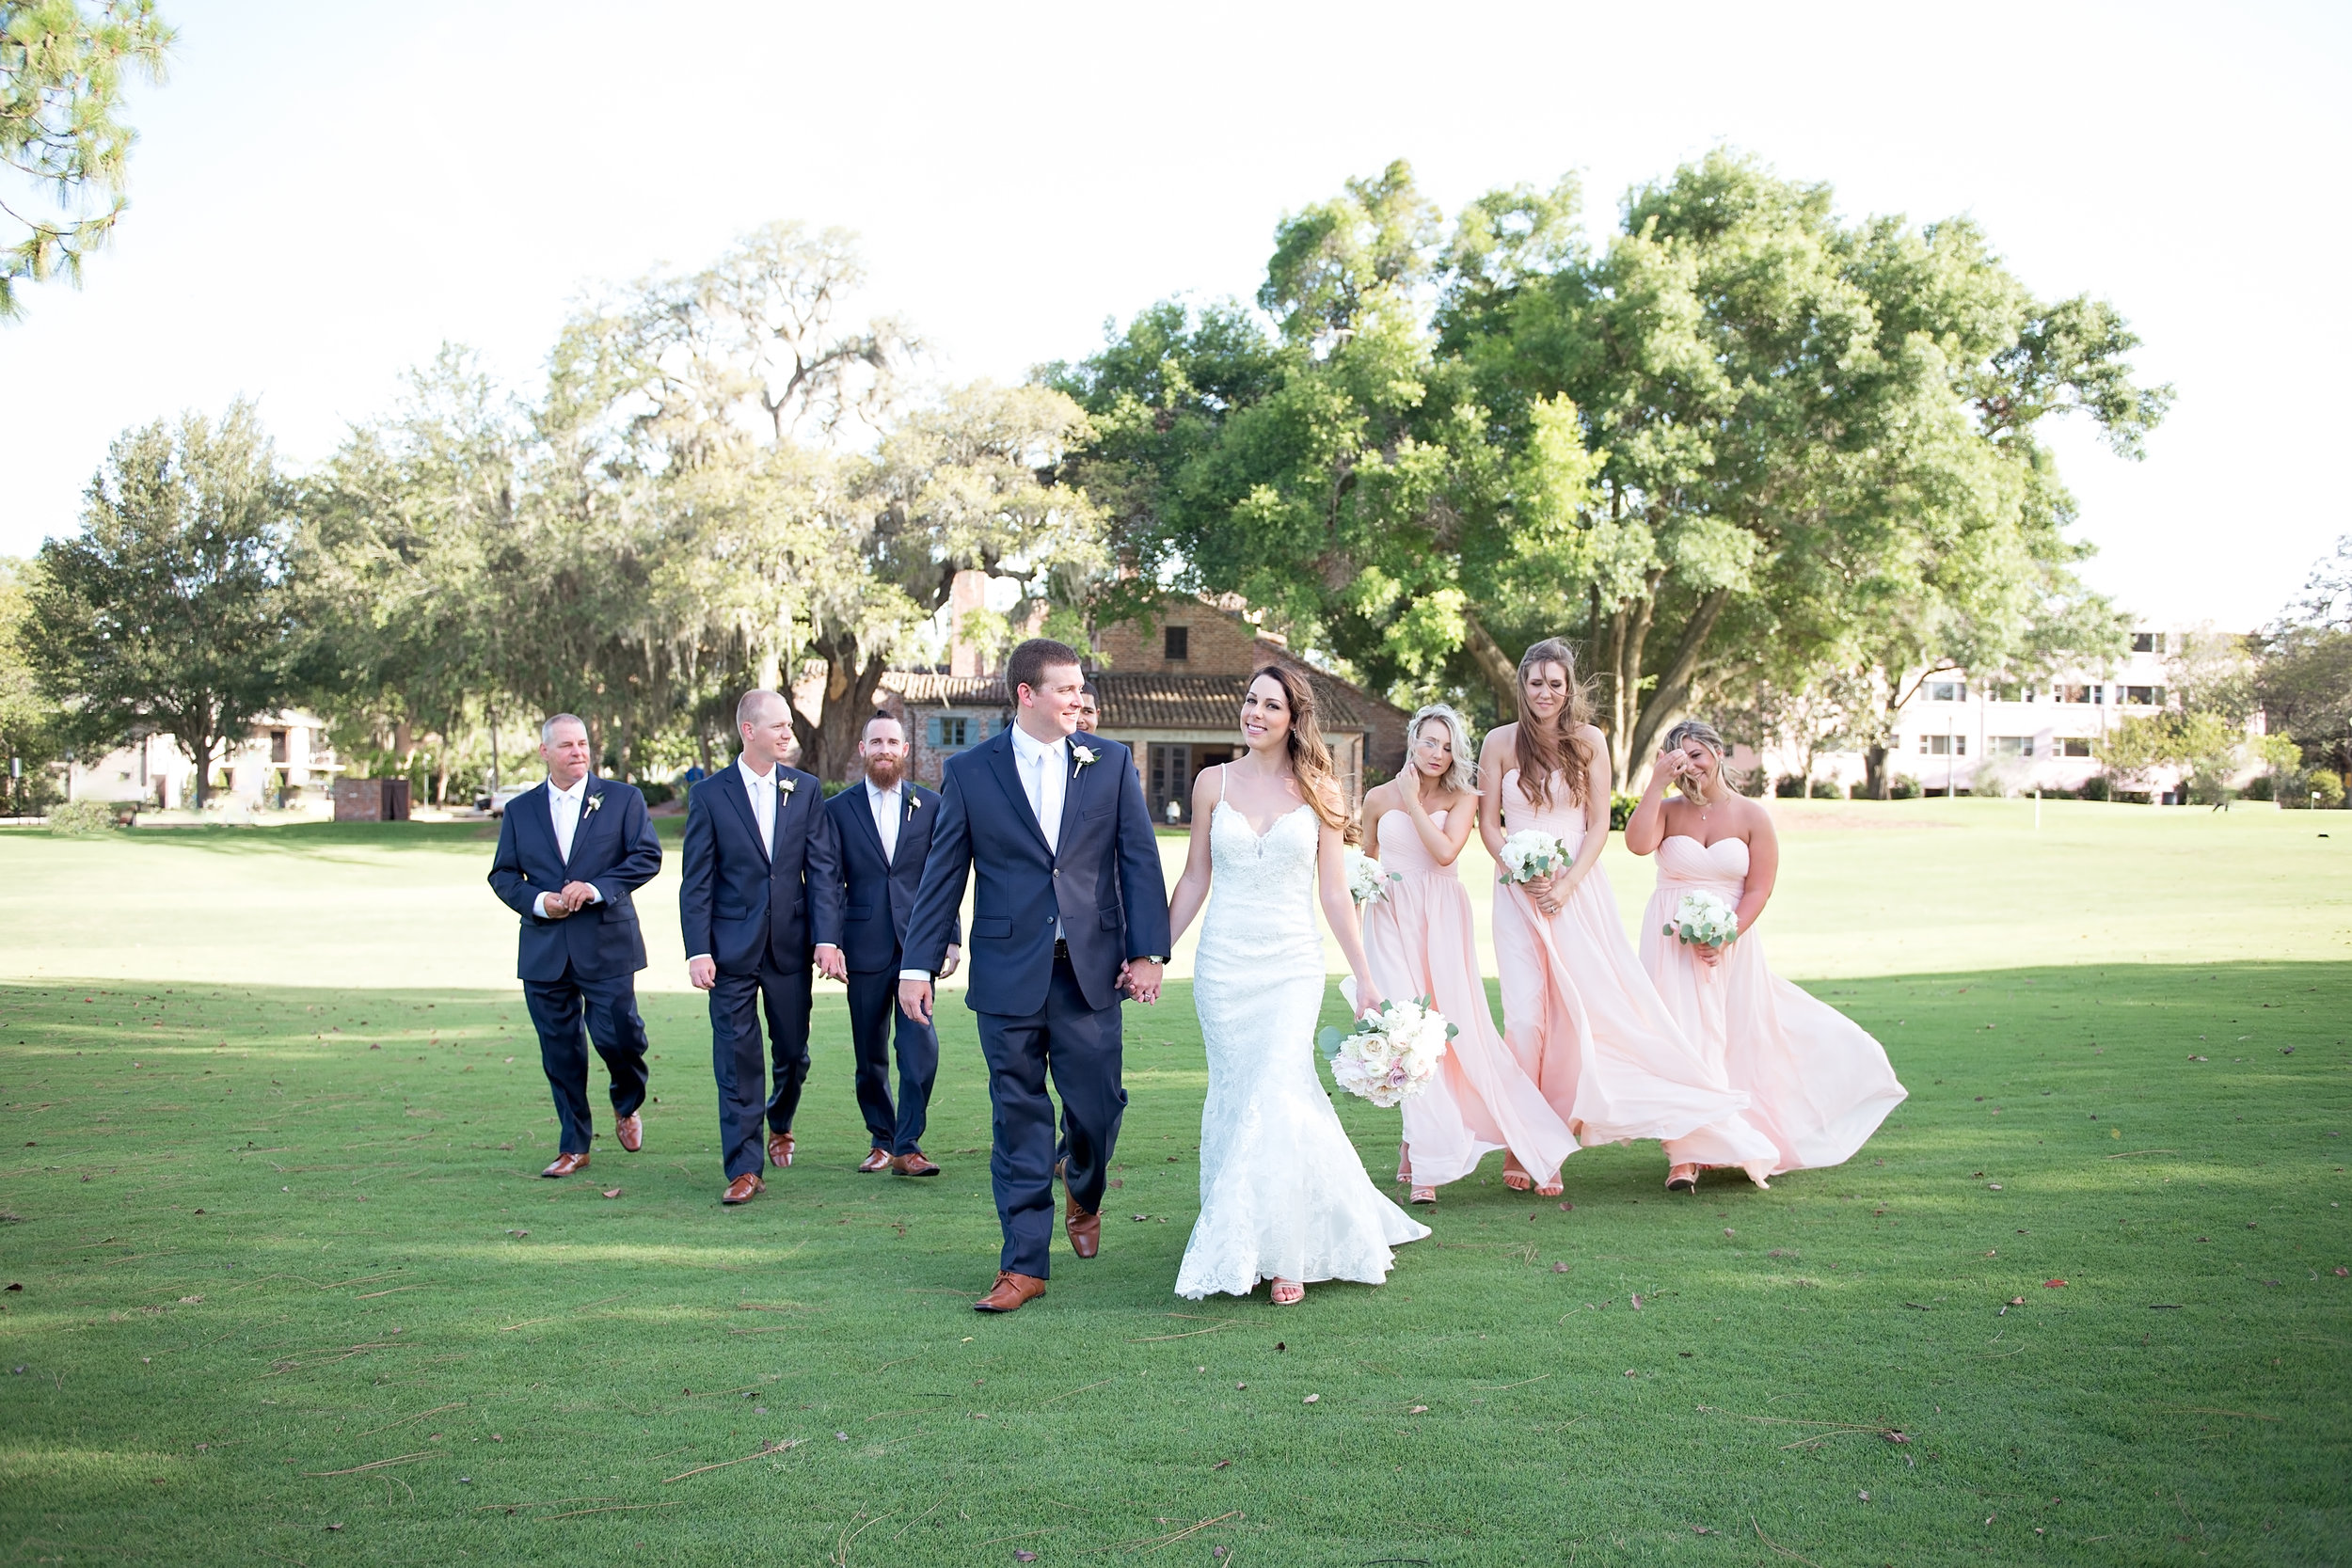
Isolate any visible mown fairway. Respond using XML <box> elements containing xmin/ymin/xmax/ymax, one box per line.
<box><xmin>0</xmin><ymin>803</ymin><xmax>2345</xmax><ymax>1565</ymax></box>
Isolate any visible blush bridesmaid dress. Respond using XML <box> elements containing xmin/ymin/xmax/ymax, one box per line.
<box><xmin>1641</xmin><ymin>833</ymin><xmax>1908</xmax><ymax>1175</ymax></box>
<box><xmin>1361</xmin><ymin>806</ymin><xmax>1578</xmax><ymax>1192</ymax></box>
<box><xmin>1491</xmin><ymin>771</ymin><xmax>1776</xmax><ymax>1169</ymax></box>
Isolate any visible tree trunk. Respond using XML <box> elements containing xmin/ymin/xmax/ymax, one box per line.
<box><xmin>1605</xmin><ymin>577</ymin><xmax>1662</xmax><ymax>787</ymax></box>
<box><xmin>183</xmin><ymin>724</ymin><xmax>216</xmax><ymax>810</ymax></box>
<box><xmin>1863</xmin><ymin>743</ymin><xmax>1890</xmax><ymax>800</ymax></box>
<box><xmin>1625</xmin><ymin>587</ymin><xmax>1733</xmax><ymax>785</ymax></box>
<box><xmin>796</xmin><ymin>643</ymin><xmax>891</xmax><ymax>784</ymax></box>
<box><xmin>1461</xmin><ymin>614</ymin><xmax>1520</xmax><ymax>715</ymax></box>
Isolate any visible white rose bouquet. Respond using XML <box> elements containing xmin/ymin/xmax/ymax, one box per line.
<box><xmin>1662</xmin><ymin>889</ymin><xmax>1740</xmax><ymax>949</ymax></box>
<box><xmin>1318</xmin><ymin>996</ymin><xmax>1454</xmax><ymax>1108</ymax></box>
<box><xmin>1497</xmin><ymin>829</ymin><xmax>1569</xmax><ymax>884</ymax></box>
<box><xmin>1344</xmin><ymin>847</ymin><xmax>1402</xmax><ymax>906</ymax></box>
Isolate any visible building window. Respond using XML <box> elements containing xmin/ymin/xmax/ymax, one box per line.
<box><xmin>2060</xmin><ymin>737</ymin><xmax>2092</xmax><ymax>758</ymax></box>
<box><xmin>929</xmin><ymin>716</ymin><xmax>971</xmax><ymax>749</ymax></box>
<box><xmin>2055</xmin><ymin>684</ymin><xmax>2092</xmax><ymax>705</ymax></box>
<box><xmin>1993</xmin><ymin>682</ymin><xmax>2026</xmax><ymax>703</ymax></box>
<box><xmin>1919</xmin><ymin>735</ymin><xmax>1965</xmax><ymax>756</ymax></box>
<box><xmin>1148</xmin><ymin>743</ymin><xmax>1193</xmax><ymax>822</ymax></box>
<box><xmin>2122</xmin><ymin>685</ymin><xmax>2164</xmax><ymax>706</ymax></box>
<box><xmin>1989</xmin><ymin>736</ymin><xmax>2033</xmax><ymax>757</ymax></box>
<box><xmin>2131</xmin><ymin>631</ymin><xmax>2156</xmax><ymax>653</ymax></box>
<box><xmin>270</xmin><ymin>729</ymin><xmax>288</xmax><ymax>764</ymax></box>
<box><xmin>1164</xmin><ymin>626</ymin><xmax>1190</xmax><ymax>662</ymax></box>
<box><xmin>1928</xmin><ymin>681</ymin><xmax>1966</xmax><ymax>703</ymax></box>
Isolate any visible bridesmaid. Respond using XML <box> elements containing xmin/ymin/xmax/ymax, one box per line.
<box><xmin>1479</xmin><ymin>640</ymin><xmax>1773</xmax><ymax>1194</ymax></box>
<box><xmin>1624</xmin><ymin>720</ymin><xmax>1908</xmax><ymax>1190</ymax></box>
<box><xmin>1360</xmin><ymin>705</ymin><xmax>1577</xmax><ymax>1205</ymax></box>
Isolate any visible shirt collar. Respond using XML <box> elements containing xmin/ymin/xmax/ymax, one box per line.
<box><xmin>866</xmin><ymin>776</ymin><xmax>902</xmax><ymax>804</ymax></box>
<box><xmin>548</xmin><ymin>773</ymin><xmax>589</xmax><ymax>804</ymax></box>
<box><xmin>1009</xmin><ymin>723</ymin><xmax>1067</xmax><ymax>767</ymax></box>
<box><xmin>739</xmin><ymin>755</ymin><xmax>778</xmax><ymax>787</ymax></box>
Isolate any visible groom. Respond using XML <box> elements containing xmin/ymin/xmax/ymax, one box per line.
<box><xmin>898</xmin><ymin>639</ymin><xmax>1170</xmax><ymax>1313</ymax></box>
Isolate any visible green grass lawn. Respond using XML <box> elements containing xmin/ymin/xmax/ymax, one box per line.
<box><xmin>1</xmin><ymin>804</ymin><xmax>2347</xmax><ymax>1564</ymax></box>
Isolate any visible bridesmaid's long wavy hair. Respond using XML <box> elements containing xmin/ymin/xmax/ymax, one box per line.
<box><xmin>1247</xmin><ymin>663</ymin><xmax>1349</xmax><ymax>832</ymax></box>
<box><xmin>1407</xmin><ymin>704</ymin><xmax>1479</xmax><ymax>798</ymax></box>
<box><xmin>1513</xmin><ymin>638</ymin><xmax>1597</xmax><ymax>808</ymax></box>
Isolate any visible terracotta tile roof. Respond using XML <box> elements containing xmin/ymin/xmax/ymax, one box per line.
<box><xmin>881</xmin><ymin>672</ymin><xmax>1008</xmax><ymax>707</ymax></box>
<box><xmin>1092</xmin><ymin>670</ymin><xmax>1374</xmax><ymax>732</ymax></box>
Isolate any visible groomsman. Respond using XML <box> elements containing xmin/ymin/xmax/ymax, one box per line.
<box><xmin>824</xmin><ymin>712</ymin><xmax>961</xmax><ymax>1176</ymax></box>
<box><xmin>486</xmin><ymin>714</ymin><xmax>663</xmax><ymax>1178</ymax></box>
<box><xmin>680</xmin><ymin>689</ymin><xmax>847</xmax><ymax>1205</ymax></box>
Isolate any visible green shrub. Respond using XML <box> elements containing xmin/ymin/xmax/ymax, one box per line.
<box><xmin>1887</xmin><ymin>775</ymin><xmax>1922</xmax><ymax>800</ymax></box>
<box><xmin>2077</xmin><ymin>774</ymin><xmax>2112</xmax><ymax>802</ymax></box>
<box><xmin>46</xmin><ymin>800</ymin><xmax>120</xmax><ymax>835</ymax></box>
<box><xmin>638</xmin><ymin>781</ymin><xmax>675</xmax><ymax>807</ymax></box>
<box><xmin>1773</xmin><ymin>775</ymin><xmax>1805</xmax><ymax>799</ymax></box>
<box><xmin>1807</xmin><ymin>778</ymin><xmax>1840</xmax><ymax>800</ymax></box>
<box><xmin>820</xmin><ymin>778</ymin><xmax>853</xmax><ymax>799</ymax></box>
<box><xmin>2242</xmin><ymin>773</ymin><xmax>2275</xmax><ymax>802</ymax></box>
<box><xmin>1610</xmin><ymin>791</ymin><xmax>1640</xmax><ymax>832</ymax></box>
<box><xmin>2310</xmin><ymin>768</ymin><xmax>2345</xmax><ymax>808</ymax></box>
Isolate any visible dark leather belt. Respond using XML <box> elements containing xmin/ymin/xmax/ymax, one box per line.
<box><xmin>1053</xmin><ymin>938</ymin><xmax>1070</xmax><ymax>958</ymax></box>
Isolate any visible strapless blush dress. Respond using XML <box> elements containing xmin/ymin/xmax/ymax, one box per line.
<box><xmin>1492</xmin><ymin>771</ymin><xmax>1774</xmax><ymax>1162</ymax></box>
<box><xmin>1642</xmin><ymin>835</ymin><xmax>1908</xmax><ymax>1174</ymax></box>
<box><xmin>1361</xmin><ymin>808</ymin><xmax>1577</xmax><ymax>1189</ymax></box>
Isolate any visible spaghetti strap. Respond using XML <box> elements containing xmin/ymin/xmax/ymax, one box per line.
<box><xmin>1217</xmin><ymin>763</ymin><xmax>1230</xmax><ymax>804</ymax></box>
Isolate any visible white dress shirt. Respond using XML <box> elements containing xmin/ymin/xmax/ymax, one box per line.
<box><xmin>739</xmin><ymin>754</ymin><xmax>779</xmax><ymax>858</ymax></box>
<box><xmin>1009</xmin><ymin>721</ymin><xmax>1068</xmax><ymax>853</ymax></box>
<box><xmin>866</xmin><ymin>776</ymin><xmax>903</xmax><ymax>863</ymax></box>
<box><xmin>531</xmin><ymin>775</ymin><xmax>601</xmax><ymax>919</ymax></box>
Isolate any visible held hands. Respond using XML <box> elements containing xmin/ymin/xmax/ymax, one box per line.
<box><xmin>687</xmin><ymin>956</ymin><xmax>717</xmax><ymax>990</ymax></box>
<box><xmin>814</xmin><ymin>943</ymin><xmax>849</xmax><ymax>983</ymax></box>
<box><xmin>898</xmin><ymin>977</ymin><xmax>934</xmax><ymax>1025</ymax></box>
<box><xmin>1120</xmin><ymin>958</ymin><xmax>1164</xmax><ymax>1004</ymax></box>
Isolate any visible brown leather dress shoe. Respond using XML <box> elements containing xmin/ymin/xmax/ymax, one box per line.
<box><xmin>767</xmin><ymin>1132</ymin><xmax>795</xmax><ymax>1169</ymax></box>
<box><xmin>722</xmin><ymin>1172</ymin><xmax>765</xmax><ymax>1205</ymax></box>
<box><xmin>541</xmin><ymin>1151</ymin><xmax>590</xmax><ymax>1179</ymax></box>
<box><xmin>973</xmin><ymin>1271</ymin><xmax>1046</xmax><ymax>1312</ymax></box>
<box><xmin>856</xmin><ymin>1147</ymin><xmax>892</xmax><ymax>1173</ymax></box>
<box><xmin>614</xmin><ymin>1115</ymin><xmax>643</xmax><ymax>1153</ymax></box>
<box><xmin>891</xmin><ymin>1151</ymin><xmax>940</xmax><ymax>1177</ymax></box>
<box><xmin>1065</xmin><ymin>1196</ymin><xmax>1101</xmax><ymax>1259</ymax></box>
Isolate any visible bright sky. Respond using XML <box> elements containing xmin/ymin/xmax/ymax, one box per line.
<box><xmin>3</xmin><ymin>0</ymin><xmax>2344</xmax><ymax>633</ymax></box>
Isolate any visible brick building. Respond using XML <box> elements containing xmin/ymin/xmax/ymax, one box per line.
<box><xmin>874</xmin><ymin>592</ymin><xmax>1410</xmax><ymax>826</ymax></box>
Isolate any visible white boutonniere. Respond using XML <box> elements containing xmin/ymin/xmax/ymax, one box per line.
<box><xmin>778</xmin><ymin>776</ymin><xmax>798</xmax><ymax>796</ymax></box>
<box><xmin>1072</xmin><ymin>745</ymin><xmax>1099</xmax><ymax>769</ymax></box>
<box><xmin>584</xmin><ymin>791</ymin><xmax>605</xmax><ymax>816</ymax></box>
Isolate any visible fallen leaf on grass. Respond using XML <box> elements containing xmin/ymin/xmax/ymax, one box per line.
<box><xmin>1408</xmin><ymin>1405</ymin><xmax>1428</xmax><ymax>1415</ymax></box>
<box><xmin>601</xmin><ymin>1188</ymin><xmax>622</xmax><ymax>1199</ymax></box>
<box><xmin>1302</xmin><ymin>1394</ymin><xmax>1319</xmax><ymax>1404</ymax></box>
<box><xmin>1212</xmin><ymin>1459</ymin><xmax>1231</xmax><ymax>1469</ymax></box>
<box><xmin>2043</xmin><ymin>1279</ymin><xmax>2067</xmax><ymax>1289</ymax></box>
<box><xmin>2009</xmin><ymin>1297</ymin><xmax>2026</xmax><ymax>1306</ymax></box>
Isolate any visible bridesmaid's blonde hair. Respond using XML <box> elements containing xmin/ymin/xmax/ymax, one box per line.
<box><xmin>1661</xmin><ymin>717</ymin><xmax>1748</xmax><ymax>794</ymax></box>
<box><xmin>1514</xmin><ymin>638</ymin><xmax>1597</xmax><ymax>808</ymax></box>
<box><xmin>1406</xmin><ymin>704</ymin><xmax>1478</xmax><ymax>798</ymax></box>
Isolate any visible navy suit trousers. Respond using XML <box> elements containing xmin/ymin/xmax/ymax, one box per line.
<box><xmin>522</xmin><ymin>965</ymin><xmax>650</xmax><ymax>1155</ymax></box>
<box><xmin>709</xmin><ymin>965</ymin><xmax>813</xmax><ymax>1180</ymax></box>
<box><xmin>845</xmin><ymin>968</ymin><xmax>938</xmax><ymax>1156</ymax></box>
<box><xmin>976</xmin><ymin>948</ymin><xmax>1125</xmax><ymax>1277</ymax></box>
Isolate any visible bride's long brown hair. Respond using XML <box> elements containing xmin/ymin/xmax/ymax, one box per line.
<box><xmin>1248</xmin><ymin>663</ymin><xmax>1349</xmax><ymax>832</ymax></box>
<box><xmin>1513</xmin><ymin>638</ymin><xmax>1597</xmax><ymax>808</ymax></box>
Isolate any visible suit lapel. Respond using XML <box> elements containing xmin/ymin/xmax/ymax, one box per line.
<box><xmin>985</xmin><ymin>733</ymin><xmax>1052</xmax><ymax>857</ymax></box>
<box><xmin>845</xmin><ymin>782</ymin><xmax>887</xmax><ymax>865</ymax></box>
<box><xmin>720</xmin><ymin>765</ymin><xmax>771</xmax><ymax>863</ymax></box>
<box><xmin>563</xmin><ymin>782</ymin><xmax>602</xmax><ymax>870</ymax></box>
<box><xmin>1054</xmin><ymin>748</ymin><xmax>1088</xmax><ymax>862</ymax></box>
<box><xmin>528</xmin><ymin>782</ymin><xmax>562</xmax><ymax>870</ymax></box>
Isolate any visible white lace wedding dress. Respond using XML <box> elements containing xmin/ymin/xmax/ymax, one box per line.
<box><xmin>1173</xmin><ymin>793</ymin><xmax>1430</xmax><ymax>1300</ymax></box>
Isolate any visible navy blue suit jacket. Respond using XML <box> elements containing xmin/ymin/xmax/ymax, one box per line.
<box><xmin>486</xmin><ymin>778</ymin><xmax>662</xmax><ymax>982</ymax></box>
<box><xmin>900</xmin><ymin>730</ymin><xmax>1171</xmax><ymax>1016</ymax></box>
<box><xmin>678</xmin><ymin>763</ymin><xmax>844</xmax><ymax>975</ymax></box>
<box><xmin>824</xmin><ymin>780</ymin><xmax>959</xmax><ymax>974</ymax></box>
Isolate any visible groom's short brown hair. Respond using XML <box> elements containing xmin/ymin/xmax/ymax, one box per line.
<box><xmin>1006</xmin><ymin>638</ymin><xmax>1083</xmax><ymax>702</ymax></box>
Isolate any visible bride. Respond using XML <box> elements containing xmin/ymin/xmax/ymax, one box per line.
<box><xmin>1166</xmin><ymin>665</ymin><xmax>1429</xmax><ymax>1305</ymax></box>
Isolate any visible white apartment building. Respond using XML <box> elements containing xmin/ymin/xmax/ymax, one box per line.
<box><xmin>1786</xmin><ymin>629</ymin><xmax>2240</xmax><ymax>798</ymax></box>
<box><xmin>65</xmin><ymin>711</ymin><xmax>341</xmax><ymax>810</ymax></box>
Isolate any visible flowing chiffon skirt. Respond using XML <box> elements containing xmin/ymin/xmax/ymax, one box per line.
<box><xmin>1643</xmin><ymin>835</ymin><xmax>1908</xmax><ymax>1174</ymax></box>
<box><xmin>1360</xmin><ymin>813</ymin><xmax>1576</xmax><ymax>1187</ymax></box>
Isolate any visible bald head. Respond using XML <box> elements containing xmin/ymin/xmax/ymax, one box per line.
<box><xmin>737</xmin><ymin>689</ymin><xmax>793</xmax><ymax>772</ymax></box>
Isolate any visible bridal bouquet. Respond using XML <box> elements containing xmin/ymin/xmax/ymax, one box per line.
<box><xmin>1318</xmin><ymin>996</ymin><xmax>1454</xmax><ymax>1108</ymax></box>
<box><xmin>1662</xmin><ymin>889</ymin><xmax>1740</xmax><ymax>949</ymax></box>
<box><xmin>1497</xmin><ymin>829</ymin><xmax>1569</xmax><ymax>884</ymax></box>
<box><xmin>1343</xmin><ymin>847</ymin><xmax>1402</xmax><ymax>906</ymax></box>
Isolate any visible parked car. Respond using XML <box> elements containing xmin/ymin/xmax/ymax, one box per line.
<box><xmin>477</xmin><ymin>783</ymin><xmax>535</xmax><ymax>816</ymax></box>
